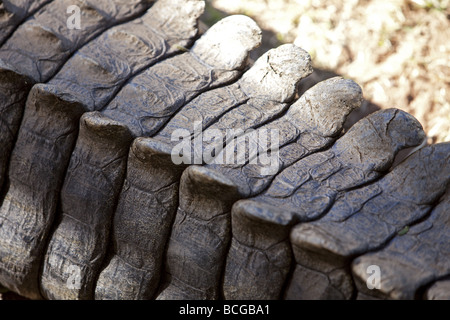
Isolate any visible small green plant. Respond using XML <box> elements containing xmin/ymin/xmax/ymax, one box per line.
<box><xmin>175</xmin><ymin>45</ymin><xmax>189</xmax><ymax>53</ymax></box>
<box><xmin>398</xmin><ymin>226</ymin><xmax>410</xmax><ymax>236</ymax></box>
<box><xmin>203</xmin><ymin>1</ymin><xmax>227</xmax><ymax>27</ymax></box>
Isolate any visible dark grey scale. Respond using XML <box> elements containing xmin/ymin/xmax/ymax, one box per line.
<box><xmin>352</xmin><ymin>186</ymin><xmax>450</xmax><ymax>300</ymax></box>
<box><xmin>41</xmin><ymin>14</ymin><xmax>262</xmax><ymax>300</ymax></box>
<box><xmin>0</xmin><ymin>0</ymin><xmax>154</xmax><ymax>195</ymax></box>
<box><xmin>286</xmin><ymin>142</ymin><xmax>449</xmax><ymax>300</ymax></box>
<box><xmin>0</xmin><ymin>0</ymin><xmax>53</xmax><ymax>46</ymax></box>
<box><xmin>251</xmin><ymin>108</ymin><xmax>426</xmax><ymax>222</ymax></box>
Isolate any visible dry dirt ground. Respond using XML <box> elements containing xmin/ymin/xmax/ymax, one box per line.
<box><xmin>204</xmin><ymin>0</ymin><xmax>450</xmax><ymax>143</ymax></box>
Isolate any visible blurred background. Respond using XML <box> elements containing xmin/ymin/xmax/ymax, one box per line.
<box><xmin>201</xmin><ymin>0</ymin><xmax>449</xmax><ymax>143</ymax></box>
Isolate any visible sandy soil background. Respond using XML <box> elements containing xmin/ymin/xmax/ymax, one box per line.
<box><xmin>203</xmin><ymin>0</ymin><xmax>450</xmax><ymax>143</ymax></box>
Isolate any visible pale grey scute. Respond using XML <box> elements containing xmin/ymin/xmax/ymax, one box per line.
<box><xmin>0</xmin><ymin>0</ymin><xmax>53</xmax><ymax>46</ymax></box>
